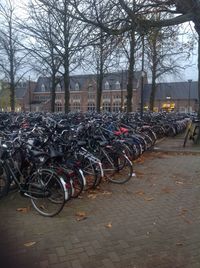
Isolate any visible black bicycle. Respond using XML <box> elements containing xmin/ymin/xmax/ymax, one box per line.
<box><xmin>0</xmin><ymin>140</ymin><xmax>65</xmax><ymax>217</ymax></box>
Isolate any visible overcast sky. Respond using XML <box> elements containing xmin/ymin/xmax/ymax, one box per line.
<box><xmin>8</xmin><ymin>0</ymin><xmax>200</xmax><ymax>83</ymax></box>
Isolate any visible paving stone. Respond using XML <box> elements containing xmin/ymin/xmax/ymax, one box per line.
<box><xmin>1</xmin><ymin>136</ymin><xmax>200</xmax><ymax>268</ymax></box>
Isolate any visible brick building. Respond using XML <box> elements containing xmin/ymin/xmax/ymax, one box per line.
<box><xmin>1</xmin><ymin>73</ymin><xmax>198</xmax><ymax>114</ymax></box>
<box><xmin>30</xmin><ymin>70</ymin><xmax>145</xmax><ymax>112</ymax></box>
<box><xmin>144</xmin><ymin>81</ymin><xmax>199</xmax><ymax>113</ymax></box>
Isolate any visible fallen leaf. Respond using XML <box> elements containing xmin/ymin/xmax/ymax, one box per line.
<box><xmin>105</xmin><ymin>222</ymin><xmax>112</xmax><ymax>228</ymax></box>
<box><xmin>16</xmin><ymin>207</ymin><xmax>30</xmax><ymax>213</ymax></box>
<box><xmin>135</xmin><ymin>171</ymin><xmax>144</xmax><ymax>177</ymax></box>
<box><xmin>175</xmin><ymin>181</ymin><xmax>184</xmax><ymax>185</ymax></box>
<box><xmin>24</xmin><ymin>241</ymin><xmax>36</xmax><ymax>247</ymax></box>
<box><xmin>77</xmin><ymin>195</ymin><xmax>83</xmax><ymax>199</ymax></box>
<box><xmin>144</xmin><ymin>197</ymin><xmax>154</xmax><ymax>201</ymax></box>
<box><xmin>87</xmin><ymin>190</ymin><xmax>99</xmax><ymax>194</ymax></box>
<box><xmin>182</xmin><ymin>217</ymin><xmax>192</xmax><ymax>224</ymax></box>
<box><xmin>176</xmin><ymin>242</ymin><xmax>183</xmax><ymax>246</ymax></box>
<box><xmin>101</xmin><ymin>191</ymin><xmax>112</xmax><ymax>195</ymax></box>
<box><xmin>161</xmin><ymin>187</ymin><xmax>173</xmax><ymax>194</ymax></box>
<box><xmin>178</xmin><ymin>209</ymin><xmax>188</xmax><ymax>216</ymax></box>
<box><xmin>75</xmin><ymin>211</ymin><xmax>87</xmax><ymax>221</ymax></box>
<box><xmin>135</xmin><ymin>190</ymin><xmax>145</xmax><ymax>196</ymax></box>
<box><xmin>76</xmin><ymin>216</ymin><xmax>87</xmax><ymax>221</ymax></box>
<box><xmin>76</xmin><ymin>211</ymin><xmax>86</xmax><ymax>217</ymax></box>
<box><xmin>87</xmin><ymin>194</ymin><xmax>97</xmax><ymax>199</ymax></box>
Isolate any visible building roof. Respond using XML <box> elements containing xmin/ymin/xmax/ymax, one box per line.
<box><xmin>15</xmin><ymin>81</ymin><xmax>37</xmax><ymax>99</ymax></box>
<box><xmin>144</xmin><ymin>81</ymin><xmax>198</xmax><ymax>103</ymax></box>
<box><xmin>34</xmin><ymin>71</ymin><xmax>144</xmax><ymax>93</ymax></box>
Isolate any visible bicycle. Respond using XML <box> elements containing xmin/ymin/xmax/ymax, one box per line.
<box><xmin>183</xmin><ymin>120</ymin><xmax>200</xmax><ymax>147</ymax></box>
<box><xmin>0</xmin><ymin>140</ymin><xmax>66</xmax><ymax>217</ymax></box>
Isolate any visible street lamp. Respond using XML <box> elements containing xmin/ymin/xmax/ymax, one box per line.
<box><xmin>188</xmin><ymin>79</ymin><xmax>192</xmax><ymax>113</ymax></box>
<box><xmin>120</xmin><ymin>69</ymin><xmax>124</xmax><ymax>112</ymax></box>
<box><xmin>140</xmin><ymin>35</ymin><xmax>145</xmax><ymax>118</ymax></box>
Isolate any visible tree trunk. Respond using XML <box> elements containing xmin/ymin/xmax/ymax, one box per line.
<box><xmin>96</xmin><ymin>29</ymin><xmax>104</xmax><ymax>113</ymax></box>
<box><xmin>10</xmin><ymin>80</ymin><xmax>15</xmax><ymax>112</ymax></box>
<box><xmin>198</xmin><ymin>32</ymin><xmax>200</xmax><ymax>119</ymax></box>
<box><xmin>50</xmin><ymin>73</ymin><xmax>56</xmax><ymax>113</ymax></box>
<box><xmin>64</xmin><ymin>69</ymin><xmax>70</xmax><ymax>113</ymax></box>
<box><xmin>149</xmin><ymin>67</ymin><xmax>157</xmax><ymax>111</ymax></box>
<box><xmin>96</xmin><ymin>72</ymin><xmax>103</xmax><ymax>113</ymax></box>
<box><xmin>63</xmin><ymin>1</ymin><xmax>70</xmax><ymax>114</ymax></box>
<box><xmin>126</xmin><ymin>30</ymin><xmax>135</xmax><ymax>113</ymax></box>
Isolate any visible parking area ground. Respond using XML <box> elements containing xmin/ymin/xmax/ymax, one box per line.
<box><xmin>0</xmin><ymin>135</ymin><xmax>200</xmax><ymax>268</ymax></box>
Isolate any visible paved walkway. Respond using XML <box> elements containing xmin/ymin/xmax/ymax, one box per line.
<box><xmin>0</xmin><ymin>135</ymin><xmax>200</xmax><ymax>268</ymax></box>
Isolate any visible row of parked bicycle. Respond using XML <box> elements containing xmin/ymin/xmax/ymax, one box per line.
<box><xmin>0</xmin><ymin>112</ymin><xmax>190</xmax><ymax>216</ymax></box>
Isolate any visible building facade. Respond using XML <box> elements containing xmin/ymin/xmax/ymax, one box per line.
<box><xmin>1</xmin><ymin>74</ymin><xmax>198</xmax><ymax>114</ymax></box>
<box><xmin>144</xmin><ymin>82</ymin><xmax>199</xmax><ymax>113</ymax></box>
<box><xmin>30</xmin><ymin>71</ymin><xmax>145</xmax><ymax>113</ymax></box>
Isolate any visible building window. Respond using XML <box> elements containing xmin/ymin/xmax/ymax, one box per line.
<box><xmin>88</xmin><ymin>102</ymin><xmax>95</xmax><ymax>111</ymax></box>
<box><xmin>102</xmin><ymin>102</ymin><xmax>110</xmax><ymax>112</ymax></box>
<box><xmin>56</xmin><ymin>83</ymin><xmax>61</xmax><ymax>92</ymax></box>
<box><xmin>103</xmin><ymin>94</ymin><xmax>109</xmax><ymax>100</ymax></box>
<box><xmin>113</xmin><ymin>95</ymin><xmax>120</xmax><ymax>100</ymax></box>
<box><xmin>104</xmin><ymin>81</ymin><xmax>110</xmax><ymax>90</ymax></box>
<box><xmin>55</xmin><ymin>102</ymin><xmax>63</xmax><ymax>112</ymax></box>
<box><xmin>75</xmin><ymin>82</ymin><xmax>80</xmax><ymax>91</ymax></box>
<box><xmin>88</xmin><ymin>93</ymin><xmax>95</xmax><ymax>100</ymax></box>
<box><xmin>113</xmin><ymin>102</ymin><xmax>120</xmax><ymax>112</ymax></box>
<box><xmin>88</xmin><ymin>84</ymin><xmax>94</xmax><ymax>92</ymax></box>
<box><xmin>115</xmin><ymin>81</ymin><xmax>120</xmax><ymax>90</ymax></box>
<box><xmin>71</xmin><ymin>102</ymin><xmax>80</xmax><ymax>111</ymax></box>
<box><xmin>56</xmin><ymin>94</ymin><xmax>61</xmax><ymax>100</ymax></box>
<box><xmin>41</xmin><ymin>84</ymin><xmax>45</xmax><ymax>92</ymax></box>
<box><xmin>70</xmin><ymin>95</ymin><xmax>81</xmax><ymax>101</ymax></box>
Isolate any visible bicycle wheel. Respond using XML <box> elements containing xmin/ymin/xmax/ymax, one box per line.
<box><xmin>101</xmin><ymin>153</ymin><xmax>133</xmax><ymax>184</ymax></box>
<box><xmin>0</xmin><ymin>164</ymin><xmax>9</xmax><ymax>198</ymax></box>
<box><xmin>193</xmin><ymin>126</ymin><xmax>200</xmax><ymax>144</ymax></box>
<box><xmin>183</xmin><ymin>128</ymin><xmax>190</xmax><ymax>147</ymax></box>
<box><xmin>81</xmin><ymin>158</ymin><xmax>98</xmax><ymax>190</ymax></box>
<box><xmin>69</xmin><ymin>169</ymin><xmax>84</xmax><ymax>198</ymax></box>
<box><xmin>28</xmin><ymin>169</ymin><xmax>65</xmax><ymax>217</ymax></box>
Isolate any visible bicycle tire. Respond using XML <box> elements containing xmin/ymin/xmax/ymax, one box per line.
<box><xmin>101</xmin><ymin>153</ymin><xmax>133</xmax><ymax>184</ymax></box>
<box><xmin>81</xmin><ymin>158</ymin><xmax>98</xmax><ymax>190</ymax></box>
<box><xmin>69</xmin><ymin>169</ymin><xmax>84</xmax><ymax>198</ymax></box>
<box><xmin>183</xmin><ymin>128</ymin><xmax>190</xmax><ymax>147</ymax></box>
<box><xmin>0</xmin><ymin>164</ymin><xmax>9</xmax><ymax>198</ymax></box>
<box><xmin>193</xmin><ymin>126</ymin><xmax>200</xmax><ymax>144</ymax></box>
<box><xmin>28</xmin><ymin>169</ymin><xmax>65</xmax><ymax>217</ymax></box>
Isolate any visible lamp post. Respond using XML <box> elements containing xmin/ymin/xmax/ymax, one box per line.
<box><xmin>29</xmin><ymin>76</ymin><xmax>31</xmax><ymax>112</ymax></box>
<box><xmin>188</xmin><ymin>79</ymin><xmax>192</xmax><ymax>113</ymax></box>
<box><xmin>120</xmin><ymin>69</ymin><xmax>124</xmax><ymax>112</ymax></box>
<box><xmin>140</xmin><ymin>35</ymin><xmax>145</xmax><ymax>118</ymax></box>
<box><xmin>109</xmin><ymin>78</ymin><xmax>114</xmax><ymax>112</ymax></box>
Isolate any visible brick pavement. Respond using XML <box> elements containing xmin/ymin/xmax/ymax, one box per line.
<box><xmin>0</xmin><ymin>136</ymin><xmax>200</xmax><ymax>268</ymax></box>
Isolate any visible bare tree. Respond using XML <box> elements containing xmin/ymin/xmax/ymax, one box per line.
<box><xmin>145</xmin><ymin>19</ymin><xmax>193</xmax><ymax>110</ymax></box>
<box><xmin>0</xmin><ymin>0</ymin><xmax>29</xmax><ymax>112</ymax></box>
<box><xmin>22</xmin><ymin>0</ymin><xmax>62</xmax><ymax>112</ymax></box>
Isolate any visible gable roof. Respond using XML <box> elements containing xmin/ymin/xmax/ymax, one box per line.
<box><xmin>34</xmin><ymin>71</ymin><xmax>144</xmax><ymax>93</ymax></box>
<box><xmin>144</xmin><ymin>81</ymin><xmax>198</xmax><ymax>102</ymax></box>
